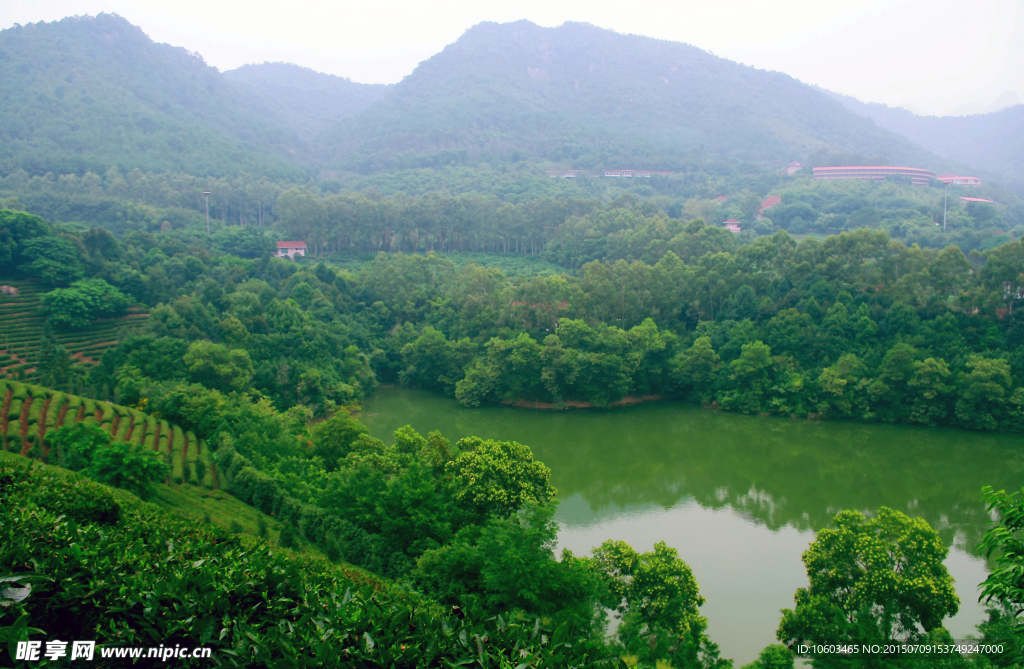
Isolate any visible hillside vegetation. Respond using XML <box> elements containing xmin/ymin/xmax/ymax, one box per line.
<box><xmin>0</xmin><ymin>379</ymin><xmax>214</xmax><ymax>490</ymax></box>
<box><xmin>831</xmin><ymin>90</ymin><xmax>1024</xmax><ymax>194</ymax></box>
<box><xmin>0</xmin><ymin>14</ymin><xmax>300</xmax><ymax>178</ymax></box>
<box><xmin>0</xmin><ymin>14</ymin><xmax>950</xmax><ymax>180</ymax></box>
<box><xmin>1</xmin><ymin>456</ymin><xmax>604</xmax><ymax>667</ymax></box>
<box><xmin>223</xmin><ymin>62</ymin><xmax>391</xmax><ymax>146</ymax></box>
<box><xmin>4</xmin><ymin>203</ymin><xmax>1024</xmax><ymax>436</ymax></box>
<box><xmin>323</xmin><ymin>20</ymin><xmax>942</xmax><ymax>172</ymax></box>
<box><xmin>0</xmin><ymin>278</ymin><xmax>146</xmax><ymax>384</ymax></box>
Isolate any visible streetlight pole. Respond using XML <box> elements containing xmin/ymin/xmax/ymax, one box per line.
<box><xmin>202</xmin><ymin>191</ymin><xmax>211</xmax><ymax>235</ymax></box>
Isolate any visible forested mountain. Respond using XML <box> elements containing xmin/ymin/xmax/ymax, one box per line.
<box><xmin>829</xmin><ymin>91</ymin><xmax>1024</xmax><ymax>194</ymax></box>
<box><xmin>321</xmin><ymin>20</ymin><xmax>945</xmax><ymax>172</ymax></box>
<box><xmin>1</xmin><ymin>15</ymin><xmax>953</xmax><ymax>181</ymax></box>
<box><xmin>0</xmin><ymin>14</ymin><xmax>300</xmax><ymax>178</ymax></box>
<box><xmin>223</xmin><ymin>62</ymin><xmax>391</xmax><ymax>146</ymax></box>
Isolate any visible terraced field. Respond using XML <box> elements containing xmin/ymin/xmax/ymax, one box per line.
<box><xmin>0</xmin><ymin>379</ymin><xmax>216</xmax><ymax>489</ymax></box>
<box><xmin>0</xmin><ymin>278</ymin><xmax>147</xmax><ymax>381</ymax></box>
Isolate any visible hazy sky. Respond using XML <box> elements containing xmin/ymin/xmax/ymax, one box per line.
<box><xmin>3</xmin><ymin>0</ymin><xmax>1023</xmax><ymax>116</ymax></box>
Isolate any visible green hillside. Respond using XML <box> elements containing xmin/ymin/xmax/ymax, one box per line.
<box><xmin>223</xmin><ymin>62</ymin><xmax>391</xmax><ymax>146</ymax></box>
<box><xmin>0</xmin><ymin>14</ymin><xmax>301</xmax><ymax>178</ymax></box>
<box><xmin>323</xmin><ymin>20</ymin><xmax>945</xmax><ymax>172</ymax></box>
<box><xmin>0</xmin><ymin>15</ymin><xmax>949</xmax><ymax>182</ymax></box>
<box><xmin>0</xmin><ymin>278</ymin><xmax>146</xmax><ymax>382</ymax></box>
<box><xmin>0</xmin><ymin>456</ymin><xmax>603</xmax><ymax>667</ymax></box>
<box><xmin>0</xmin><ymin>379</ymin><xmax>214</xmax><ymax>491</ymax></box>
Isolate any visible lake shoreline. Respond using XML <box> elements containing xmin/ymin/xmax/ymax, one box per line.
<box><xmin>501</xmin><ymin>394</ymin><xmax>666</xmax><ymax>410</ymax></box>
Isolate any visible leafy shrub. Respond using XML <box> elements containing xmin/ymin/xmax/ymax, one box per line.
<box><xmin>0</xmin><ymin>466</ymin><xmax>120</xmax><ymax>525</ymax></box>
<box><xmin>46</xmin><ymin>422</ymin><xmax>167</xmax><ymax>499</ymax></box>
<box><xmin>87</xmin><ymin>441</ymin><xmax>169</xmax><ymax>499</ymax></box>
<box><xmin>278</xmin><ymin>524</ymin><xmax>299</xmax><ymax>549</ymax></box>
<box><xmin>49</xmin><ymin>422</ymin><xmax>110</xmax><ymax>471</ymax></box>
<box><xmin>40</xmin><ymin>279</ymin><xmax>129</xmax><ymax>329</ymax></box>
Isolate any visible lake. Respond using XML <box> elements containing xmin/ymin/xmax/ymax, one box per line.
<box><xmin>359</xmin><ymin>387</ymin><xmax>1023</xmax><ymax>665</ymax></box>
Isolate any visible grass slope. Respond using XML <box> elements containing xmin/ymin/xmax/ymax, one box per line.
<box><xmin>0</xmin><ymin>278</ymin><xmax>147</xmax><ymax>381</ymax></box>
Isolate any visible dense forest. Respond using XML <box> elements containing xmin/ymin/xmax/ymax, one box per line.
<box><xmin>0</xmin><ymin>13</ymin><xmax>992</xmax><ymax>181</ymax></box>
<box><xmin>2</xmin><ymin>162</ymin><xmax>1022</xmax><ymax>259</ymax></box>
<box><xmin>4</xmin><ymin>199</ymin><xmax>1024</xmax><ymax>431</ymax></box>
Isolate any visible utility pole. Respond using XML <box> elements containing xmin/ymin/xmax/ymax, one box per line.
<box><xmin>203</xmin><ymin>191</ymin><xmax>211</xmax><ymax>235</ymax></box>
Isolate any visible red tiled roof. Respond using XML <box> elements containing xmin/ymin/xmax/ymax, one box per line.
<box><xmin>813</xmin><ymin>166</ymin><xmax>932</xmax><ymax>171</ymax></box>
<box><xmin>714</xmin><ymin>196</ymin><xmax>727</xmax><ymax>201</ymax></box>
<box><xmin>759</xmin><ymin>195</ymin><xmax>781</xmax><ymax>211</ymax></box>
<box><xmin>276</xmin><ymin>241</ymin><xmax>307</xmax><ymax>248</ymax></box>
<box><xmin>723</xmin><ymin>218</ymin><xmax>741</xmax><ymax>224</ymax></box>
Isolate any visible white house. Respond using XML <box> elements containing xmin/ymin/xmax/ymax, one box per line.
<box><xmin>276</xmin><ymin>241</ymin><xmax>307</xmax><ymax>259</ymax></box>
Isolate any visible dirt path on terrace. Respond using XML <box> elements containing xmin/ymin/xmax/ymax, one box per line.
<box><xmin>0</xmin><ymin>388</ymin><xmax>12</xmax><ymax>440</ymax></box>
<box><xmin>38</xmin><ymin>397</ymin><xmax>52</xmax><ymax>457</ymax></box>
<box><xmin>18</xmin><ymin>396</ymin><xmax>33</xmax><ymax>456</ymax></box>
<box><xmin>56</xmin><ymin>401</ymin><xmax>70</xmax><ymax>429</ymax></box>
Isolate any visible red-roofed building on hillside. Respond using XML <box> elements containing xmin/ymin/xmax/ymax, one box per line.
<box><xmin>755</xmin><ymin>195</ymin><xmax>782</xmax><ymax>220</ymax></box>
<box><xmin>276</xmin><ymin>241</ymin><xmax>307</xmax><ymax>259</ymax></box>
<box><xmin>786</xmin><ymin>161</ymin><xmax>803</xmax><ymax>176</ymax></box>
<box><xmin>813</xmin><ymin>165</ymin><xmax>936</xmax><ymax>185</ymax></box>
<box><xmin>960</xmin><ymin>196</ymin><xmax>996</xmax><ymax>204</ymax></box>
<box><xmin>759</xmin><ymin>196</ymin><xmax>782</xmax><ymax>212</ymax></box>
<box><xmin>714</xmin><ymin>195</ymin><xmax>727</xmax><ymax>202</ymax></box>
<box><xmin>723</xmin><ymin>218</ymin><xmax>742</xmax><ymax>234</ymax></box>
<box><xmin>603</xmin><ymin>169</ymin><xmax>674</xmax><ymax>178</ymax></box>
<box><xmin>938</xmin><ymin>175</ymin><xmax>982</xmax><ymax>186</ymax></box>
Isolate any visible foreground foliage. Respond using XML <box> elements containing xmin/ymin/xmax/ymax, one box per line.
<box><xmin>979</xmin><ymin>486</ymin><xmax>1024</xmax><ymax>624</ymax></box>
<box><xmin>779</xmin><ymin>507</ymin><xmax>960</xmax><ymax>650</ymax></box>
<box><xmin>0</xmin><ymin>459</ymin><xmax>614</xmax><ymax>668</ymax></box>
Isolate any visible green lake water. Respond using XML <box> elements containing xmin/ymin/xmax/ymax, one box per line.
<box><xmin>359</xmin><ymin>387</ymin><xmax>1024</xmax><ymax>665</ymax></box>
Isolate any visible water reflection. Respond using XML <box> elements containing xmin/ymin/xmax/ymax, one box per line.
<box><xmin>359</xmin><ymin>389</ymin><xmax>1019</xmax><ymax>664</ymax></box>
<box><xmin>361</xmin><ymin>388</ymin><xmax>1022</xmax><ymax>554</ymax></box>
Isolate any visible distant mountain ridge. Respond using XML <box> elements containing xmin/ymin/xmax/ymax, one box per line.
<box><xmin>827</xmin><ymin>90</ymin><xmax>1024</xmax><ymax>193</ymax></box>
<box><xmin>320</xmin><ymin>20</ymin><xmax>945</xmax><ymax>173</ymax></box>
<box><xmin>223</xmin><ymin>63</ymin><xmax>390</xmax><ymax>145</ymax></box>
<box><xmin>953</xmin><ymin>91</ymin><xmax>1021</xmax><ymax>117</ymax></box>
<box><xmin>3</xmin><ymin>13</ymin><xmax>1014</xmax><ymax>186</ymax></box>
